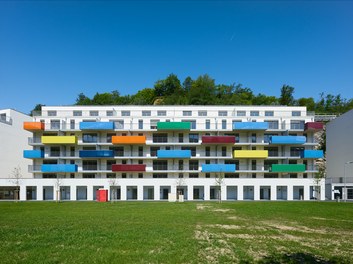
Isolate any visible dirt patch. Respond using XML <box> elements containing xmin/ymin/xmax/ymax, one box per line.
<box><xmin>213</xmin><ymin>208</ymin><xmax>232</xmax><ymax>213</ymax></box>
<box><xmin>196</xmin><ymin>204</ymin><xmax>212</xmax><ymax>210</ymax></box>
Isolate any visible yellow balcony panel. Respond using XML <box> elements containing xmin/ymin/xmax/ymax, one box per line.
<box><xmin>112</xmin><ymin>136</ymin><xmax>146</xmax><ymax>144</ymax></box>
<box><xmin>42</xmin><ymin>136</ymin><xmax>77</xmax><ymax>144</ymax></box>
<box><xmin>233</xmin><ymin>150</ymin><xmax>268</xmax><ymax>159</ymax></box>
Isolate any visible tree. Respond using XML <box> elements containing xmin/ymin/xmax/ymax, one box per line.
<box><xmin>30</xmin><ymin>104</ymin><xmax>44</xmax><ymax>116</ymax></box>
<box><xmin>297</xmin><ymin>97</ymin><xmax>315</xmax><ymax>111</ymax></box>
<box><xmin>9</xmin><ymin>166</ymin><xmax>22</xmax><ymax>202</ymax></box>
<box><xmin>189</xmin><ymin>74</ymin><xmax>216</xmax><ymax>105</ymax></box>
<box><xmin>55</xmin><ymin>175</ymin><xmax>62</xmax><ymax>203</ymax></box>
<box><xmin>313</xmin><ymin>156</ymin><xmax>326</xmax><ymax>200</ymax></box>
<box><xmin>175</xmin><ymin>177</ymin><xmax>186</xmax><ymax>202</ymax></box>
<box><xmin>215</xmin><ymin>173</ymin><xmax>224</xmax><ymax>203</ymax></box>
<box><xmin>230</xmin><ymin>85</ymin><xmax>254</xmax><ymax>105</ymax></box>
<box><xmin>279</xmin><ymin>85</ymin><xmax>295</xmax><ymax>106</ymax></box>
<box><xmin>109</xmin><ymin>178</ymin><xmax>119</xmax><ymax>202</ymax></box>
<box><xmin>76</xmin><ymin>93</ymin><xmax>92</xmax><ymax>105</ymax></box>
<box><xmin>131</xmin><ymin>88</ymin><xmax>156</xmax><ymax>105</ymax></box>
<box><xmin>154</xmin><ymin>74</ymin><xmax>183</xmax><ymax>97</ymax></box>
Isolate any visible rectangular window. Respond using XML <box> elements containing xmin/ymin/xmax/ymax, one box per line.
<box><xmin>73</xmin><ymin>111</ymin><xmax>82</xmax><ymax>116</ymax></box>
<box><xmin>190</xmin><ymin>120</ymin><xmax>196</xmax><ymax>129</ymax></box>
<box><xmin>237</xmin><ymin>111</ymin><xmax>246</xmax><ymax>116</ymax></box>
<box><xmin>122</xmin><ymin>111</ymin><xmax>130</xmax><ymax>116</ymax></box>
<box><xmin>48</xmin><ymin>111</ymin><xmax>57</xmax><ymax>116</ymax></box>
<box><xmin>189</xmin><ymin>133</ymin><xmax>199</xmax><ymax>143</ymax></box>
<box><xmin>198</xmin><ymin>111</ymin><xmax>207</xmax><ymax>116</ymax></box>
<box><xmin>235</xmin><ymin>133</ymin><xmax>240</xmax><ymax>143</ymax></box>
<box><xmin>290</xmin><ymin>120</ymin><xmax>305</xmax><ymax>130</ymax></box>
<box><xmin>150</xmin><ymin>119</ymin><xmax>159</xmax><ymax>129</ymax></box>
<box><xmin>183</xmin><ymin>111</ymin><xmax>192</xmax><ymax>116</ymax></box>
<box><xmin>205</xmin><ymin>146</ymin><xmax>210</xmax><ymax>157</ymax></box>
<box><xmin>138</xmin><ymin>147</ymin><xmax>143</xmax><ymax>157</ymax></box>
<box><xmin>82</xmin><ymin>133</ymin><xmax>98</xmax><ymax>143</ymax></box>
<box><xmin>114</xmin><ymin>120</ymin><xmax>124</xmax><ymax>129</ymax></box>
<box><xmin>222</xmin><ymin>119</ymin><xmax>227</xmax><ymax>129</ymax></box>
<box><xmin>189</xmin><ymin>173</ymin><xmax>199</xmax><ymax>178</ymax></box>
<box><xmin>142</xmin><ymin>111</ymin><xmax>151</xmax><ymax>116</ymax></box>
<box><xmin>182</xmin><ymin>146</ymin><xmax>196</xmax><ymax>156</ymax></box>
<box><xmin>252</xmin><ymin>160</ymin><xmax>257</xmax><ymax>170</ymax></box>
<box><xmin>153</xmin><ymin>160</ymin><xmax>168</xmax><ymax>170</ymax></box>
<box><xmin>153</xmin><ymin>173</ymin><xmax>167</xmax><ymax>178</ymax></box>
<box><xmin>82</xmin><ymin>160</ymin><xmax>98</xmax><ymax>170</ymax></box>
<box><xmin>265</xmin><ymin>111</ymin><xmax>274</xmax><ymax>116</ymax></box>
<box><xmin>106</xmin><ymin>133</ymin><xmax>115</xmax><ymax>143</ymax></box>
<box><xmin>251</xmin><ymin>133</ymin><xmax>256</xmax><ymax>143</ymax></box>
<box><xmin>222</xmin><ymin>146</ymin><xmax>227</xmax><ymax>157</ymax></box>
<box><xmin>153</xmin><ymin>133</ymin><xmax>168</xmax><ymax>143</ymax></box>
<box><xmin>218</xmin><ymin>111</ymin><xmax>227</xmax><ymax>116</ymax></box>
<box><xmin>250</xmin><ymin>111</ymin><xmax>259</xmax><ymax>116</ymax></box>
<box><xmin>206</xmin><ymin>119</ymin><xmax>210</xmax><ymax>129</ymax></box>
<box><xmin>50</xmin><ymin>120</ymin><xmax>60</xmax><ymax>130</ymax></box>
<box><xmin>90</xmin><ymin>111</ymin><xmax>98</xmax><ymax>116</ymax></box>
<box><xmin>178</xmin><ymin>133</ymin><xmax>184</xmax><ymax>143</ymax></box>
<box><xmin>138</xmin><ymin>119</ymin><xmax>143</xmax><ymax>129</ymax></box>
<box><xmin>266</xmin><ymin>120</ymin><xmax>279</xmax><ymax>129</ymax></box>
<box><xmin>106</xmin><ymin>111</ymin><xmax>114</xmax><ymax>116</ymax></box>
<box><xmin>178</xmin><ymin>160</ymin><xmax>184</xmax><ymax>170</ymax></box>
<box><xmin>157</xmin><ymin>111</ymin><xmax>166</xmax><ymax>116</ymax></box>
<box><xmin>292</xmin><ymin>111</ymin><xmax>301</xmax><ymax>116</ymax></box>
<box><xmin>189</xmin><ymin>160</ymin><xmax>199</xmax><ymax>171</ymax></box>
<box><xmin>70</xmin><ymin>120</ymin><xmax>75</xmax><ymax>129</ymax></box>
<box><xmin>150</xmin><ymin>147</ymin><xmax>160</xmax><ymax>157</ymax></box>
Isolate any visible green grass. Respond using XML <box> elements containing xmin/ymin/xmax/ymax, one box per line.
<box><xmin>0</xmin><ymin>201</ymin><xmax>352</xmax><ymax>263</ymax></box>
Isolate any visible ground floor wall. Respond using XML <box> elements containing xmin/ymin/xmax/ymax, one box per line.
<box><xmin>0</xmin><ymin>178</ymin><xmax>325</xmax><ymax>201</ymax></box>
<box><xmin>326</xmin><ymin>182</ymin><xmax>353</xmax><ymax>201</ymax></box>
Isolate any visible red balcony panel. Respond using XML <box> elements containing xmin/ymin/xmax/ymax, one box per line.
<box><xmin>112</xmin><ymin>164</ymin><xmax>146</xmax><ymax>172</ymax></box>
<box><xmin>304</xmin><ymin>122</ymin><xmax>324</xmax><ymax>131</ymax></box>
<box><xmin>202</xmin><ymin>136</ymin><xmax>236</xmax><ymax>144</ymax></box>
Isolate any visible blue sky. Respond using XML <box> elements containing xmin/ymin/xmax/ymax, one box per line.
<box><xmin>1</xmin><ymin>0</ymin><xmax>353</xmax><ymax>114</ymax></box>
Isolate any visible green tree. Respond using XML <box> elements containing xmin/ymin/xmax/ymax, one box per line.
<box><xmin>297</xmin><ymin>97</ymin><xmax>315</xmax><ymax>111</ymax></box>
<box><xmin>253</xmin><ymin>93</ymin><xmax>278</xmax><ymax>106</ymax></box>
<box><xmin>189</xmin><ymin>74</ymin><xmax>216</xmax><ymax>105</ymax></box>
<box><xmin>76</xmin><ymin>93</ymin><xmax>92</xmax><ymax>105</ymax></box>
<box><xmin>229</xmin><ymin>85</ymin><xmax>254</xmax><ymax>105</ymax></box>
<box><xmin>279</xmin><ymin>85</ymin><xmax>295</xmax><ymax>106</ymax></box>
<box><xmin>154</xmin><ymin>74</ymin><xmax>183</xmax><ymax>97</ymax></box>
<box><xmin>131</xmin><ymin>88</ymin><xmax>156</xmax><ymax>105</ymax></box>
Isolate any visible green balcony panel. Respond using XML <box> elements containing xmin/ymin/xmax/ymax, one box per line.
<box><xmin>271</xmin><ymin>164</ymin><xmax>306</xmax><ymax>172</ymax></box>
<box><xmin>157</xmin><ymin>122</ymin><xmax>190</xmax><ymax>130</ymax></box>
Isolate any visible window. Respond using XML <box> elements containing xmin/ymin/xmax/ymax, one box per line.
<box><xmin>106</xmin><ymin>160</ymin><xmax>116</xmax><ymax>170</ymax></box>
<box><xmin>122</xmin><ymin>111</ymin><xmax>130</xmax><ymax>116</ymax></box>
<box><xmin>182</xmin><ymin>146</ymin><xmax>196</xmax><ymax>156</ymax></box>
<box><xmin>157</xmin><ymin>111</ymin><xmax>166</xmax><ymax>116</ymax></box>
<box><xmin>189</xmin><ymin>133</ymin><xmax>199</xmax><ymax>143</ymax></box>
<box><xmin>190</xmin><ymin>120</ymin><xmax>196</xmax><ymax>129</ymax></box>
<box><xmin>82</xmin><ymin>133</ymin><xmax>98</xmax><ymax>143</ymax></box>
<box><xmin>237</xmin><ymin>111</ymin><xmax>246</xmax><ymax>116</ymax></box>
<box><xmin>73</xmin><ymin>111</ymin><xmax>82</xmax><ymax>116</ymax></box>
<box><xmin>206</xmin><ymin>119</ymin><xmax>210</xmax><ymax>129</ymax></box>
<box><xmin>150</xmin><ymin>119</ymin><xmax>159</xmax><ymax>129</ymax></box>
<box><xmin>153</xmin><ymin>160</ymin><xmax>168</xmax><ymax>170</ymax></box>
<box><xmin>183</xmin><ymin>111</ymin><xmax>192</xmax><ymax>116</ymax></box>
<box><xmin>138</xmin><ymin>173</ymin><xmax>143</xmax><ymax>178</ymax></box>
<box><xmin>50</xmin><ymin>146</ymin><xmax>60</xmax><ymax>157</ymax></box>
<box><xmin>222</xmin><ymin>146</ymin><xmax>227</xmax><ymax>157</ymax></box>
<box><xmin>153</xmin><ymin>133</ymin><xmax>168</xmax><ymax>143</ymax></box>
<box><xmin>205</xmin><ymin>146</ymin><xmax>210</xmax><ymax>157</ymax></box>
<box><xmin>138</xmin><ymin>146</ymin><xmax>143</xmax><ymax>157</ymax></box>
<box><xmin>142</xmin><ymin>111</ymin><xmax>151</xmax><ymax>116</ymax></box>
<box><xmin>50</xmin><ymin>120</ymin><xmax>60</xmax><ymax>130</ymax></box>
<box><xmin>106</xmin><ymin>111</ymin><xmax>114</xmax><ymax>116</ymax></box>
<box><xmin>189</xmin><ymin>173</ymin><xmax>198</xmax><ymax>178</ymax></box>
<box><xmin>252</xmin><ymin>160</ymin><xmax>257</xmax><ymax>170</ymax></box>
<box><xmin>235</xmin><ymin>133</ymin><xmax>240</xmax><ymax>143</ymax></box>
<box><xmin>178</xmin><ymin>133</ymin><xmax>184</xmax><ymax>143</ymax></box>
<box><xmin>222</xmin><ymin>120</ymin><xmax>227</xmax><ymax>129</ymax></box>
<box><xmin>290</xmin><ymin>120</ymin><xmax>305</xmax><ymax>130</ymax></box>
<box><xmin>218</xmin><ymin>111</ymin><xmax>227</xmax><ymax>116</ymax></box>
<box><xmin>250</xmin><ymin>111</ymin><xmax>259</xmax><ymax>116</ymax></box>
<box><xmin>150</xmin><ymin>147</ymin><xmax>160</xmax><ymax>157</ymax></box>
<box><xmin>189</xmin><ymin>160</ymin><xmax>199</xmax><ymax>170</ymax></box>
<box><xmin>292</xmin><ymin>111</ymin><xmax>301</xmax><ymax>116</ymax></box>
<box><xmin>179</xmin><ymin>160</ymin><xmax>184</xmax><ymax>170</ymax></box>
<box><xmin>114</xmin><ymin>120</ymin><xmax>124</xmax><ymax>129</ymax></box>
<box><xmin>290</xmin><ymin>147</ymin><xmax>304</xmax><ymax>157</ymax></box>
<box><xmin>83</xmin><ymin>160</ymin><xmax>97</xmax><ymax>170</ymax></box>
<box><xmin>251</xmin><ymin>133</ymin><xmax>256</xmax><ymax>143</ymax></box>
<box><xmin>266</xmin><ymin>120</ymin><xmax>279</xmax><ymax>129</ymax></box>
<box><xmin>48</xmin><ymin>111</ymin><xmax>57</xmax><ymax>116</ymax></box>
<box><xmin>138</xmin><ymin>120</ymin><xmax>143</xmax><ymax>129</ymax></box>
<box><xmin>198</xmin><ymin>111</ymin><xmax>207</xmax><ymax>116</ymax></box>
<box><xmin>265</xmin><ymin>111</ymin><xmax>274</xmax><ymax>116</ymax></box>
<box><xmin>110</xmin><ymin>146</ymin><xmax>124</xmax><ymax>156</ymax></box>
<box><xmin>90</xmin><ymin>111</ymin><xmax>98</xmax><ymax>117</ymax></box>
<box><xmin>153</xmin><ymin>173</ymin><xmax>167</xmax><ymax>178</ymax></box>
<box><xmin>70</xmin><ymin>120</ymin><xmax>75</xmax><ymax>129</ymax></box>
<box><xmin>106</xmin><ymin>133</ymin><xmax>115</xmax><ymax>143</ymax></box>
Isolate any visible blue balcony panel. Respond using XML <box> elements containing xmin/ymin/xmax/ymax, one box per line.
<box><xmin>157</xmin><ymin>150</ymin><xmax>191</xmax><ymax>159</ymax></box>
<box><xmin>300</xmin><ymin>150</ymin><xmax>324</xmax><ymax>159</ymax></box>
<box><xmin>201</xmin><ymin>164</ymin><xmax>236</xmax><ymax>173</ymax></box>
<box><xmin>79</xmin><ymin>150</ymin><xmax>114</xmax><ymax>158</ymax></box>
<box><xmin>270</xmin><ymin>136</ymin><xmax>306</xmax><ymax>144</ymax></box>
<box><xmin>79</xmin><ymin>122</ymin><xmax>114</xmax><ymax>130</ymax></box>
<box><xmin>233</xmin><ymin>122</ymin><xmax>268</xmax><ymax>130</ymax></box>
<box><xmin>41</xmin><ymin>164</ymin><xmax>78</xmax><ymax>173</ymax></box>
<box><xmin>23</xmin><ymin>150</ymin><xmax>44</xmax><ymax>159</ymax></box>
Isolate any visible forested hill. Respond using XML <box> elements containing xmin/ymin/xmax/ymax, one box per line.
<box><xmin>33</xmin><ymin>74</ymin><xmax>353</xmax><ymax>115</ymax></box>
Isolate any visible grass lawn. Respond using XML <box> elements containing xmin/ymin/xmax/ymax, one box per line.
<box><xmin>0</xmin><ymin>201</ymin><xmax>352</xmax><ymax>263</ymax></box>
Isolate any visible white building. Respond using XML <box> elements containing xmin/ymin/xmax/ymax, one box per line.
<box><xmin>0</xmin><ymin>109</ymin><xmax>32</xmax><ymax>199</ymax></box>
<box><xmin>326</xmin><ymin>109</ymin><xmax>353</xmax><ymax>201</ymax></box>
<box><xmin>0</xmin><ymin>105</ymin><xmax>325</xmax><ymax>201</ymax></box>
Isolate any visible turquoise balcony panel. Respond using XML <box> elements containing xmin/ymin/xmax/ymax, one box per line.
<box><xmin>300</xmin><ymin>150</ymin><xmax>324</xmax><ymax>159</ymax></box>
<box><xmin>79</xmin><ymin>150</ymin><xmax>114</xmax><ymax>158</ymax></box>
<box><xmin>41</xmin><ymin>164</ymin><xmax>78</xmax><ymax>173</ymax></box>
<box><xmin>270</xmin><ymin>136</ymin><xmax>306</xmax><ymax>144</ymax></box>
<box><xmin>79</xmin><ymin>122</ymin><xmax>114</xmax><ymax>130</ymax></box>
<box><xmin>233</xmin><ymin>122</ymin><xmax>268</xmax><ymax>130</ymax></box>
<box><xmin>201</xmin><ymin>164</ymin><xmax>236</xmax><ymax>173</ymax></box>
<box><xmin>157</xmin><ymin>150</ymin><xmax>191</xmax><ymax>159</ymax></box>
<box><xmin>23</xmin><ymin>150</ymin><xmax>44</xmax><ymax>159</ymax></box>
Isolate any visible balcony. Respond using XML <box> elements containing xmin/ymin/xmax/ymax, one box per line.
<box><xmin>112</xmin><ymin>164</ymin><xmax>146</xmax><ymax>172</ymax></box>
<box><xmin>202</xmin><ymin>136</ymin><xmax>235</xmax><ymax>144</ymax></box>
<box><xmin>23</xmin><ymin>122</ymin><xmax>45</xmax><ymax>131</ymax></box>
<box><xmin>41</xmin><ymin>164</ymin><xmax>78</xmax><ymax>173</ymax></box>
<box><xmin>157</xmin><ymin>150</ymin><xmax>191</xmax><ymax>159</ymax></box>
<box><xmin>300</xmin><ymin>150</ymin><xmax>324</xmax><ymax>159</ymax></box>
<box><xmin>79</xmin><ymin>150</ymin><xmax>114</xmax><ymax>158</ymax></box>
<box><xmin>233</xmin><ymin>122</ymin><xmax>268</xmax><ymax>130</ymax></box>
<box><xmin>23</xmin><ymin>150</ymin><xmax>44</xmax><ymax>159</ymax></box>
<box><xmin>79</xmin><ymin>122</ymin><xmax>114</xmax><ymax>130</ymax></box>
<box><xmin>157</xmin><ymin>122</ymin><xmax>190</xmax><ymax>131</ymax></box>
<box><xmin>201</xmin><ymin>164</ymin><xmax>236</xmax><ymax>173</ymax></box>
<box><xmin>271</xmin><ymin>164</ymin><xmax>306</xmax><ymax>172</ymax></box>
<box><xmin>270</xmin><ymin>136</ymin><xmax>306</xmax><ymax>145</ymax></box>
<box><xmin>233</xmin><ymin>150</ymin><xmax>268</xmax><ymax>158</ymax></box>
<box><xmin>305</xmin><ymin>122</ymin><xmax>324</xmax><ymax>131</ymax></box>
<box><xmin>41</xmin><ymin>136</ymin><xmax>77</xmax><ymax>144</ymax></box>
<box><xmin>112</xmin><ymin>136</ymin><xmax>146</xmax><ymax>144</ymax></box>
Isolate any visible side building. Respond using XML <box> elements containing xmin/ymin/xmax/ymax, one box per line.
<box><xmin>326</xmin><ymin>109</ymin><xmax>353</xmax><ymax>201</ymax></box>
<box><xmin>7</xmin><ymin>105</ymin><xmax>325</xmax><ymax>201</ymax></box>
<box><xmin>0</xmin><ymin>109</ymin><xmax>32</xmax><ymax>200</ymax></box>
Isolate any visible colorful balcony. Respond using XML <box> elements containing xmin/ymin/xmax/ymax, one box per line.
<box><xmin>300</xmin><ymin>150</ymin><xmax>324</xmax><ymax>159</ymax></box>
<box><xmin>23</xmin><ymin>150</ymin><xmax>44</xmax><ymax>159</ymax></box>
<box><xmin>201</xmin><ymin>164</ymin><xmax>236</xmax><ymax>173</ymax></box>
<box><xmin>271</xmin><ymin>164</ymin><xmax>306</xmax><ymax>173</ymax></box>
<box><xmin>270</xmin><ymin>136</ymin><xmax>306</xmax><ymax>145</ymax></box>
<box><xmin>304</xmin><ymin>122</ymin><xmax>324</xmax><ymax>131</ymax></box>
<box><xmin>23</xmin><ymin>122</ymin><xmax>44</xmax><ymax>131</ymax></box>
<box><xmin>79</xmin><ymin>122</ymin><xmax>114</xmax><ymax>130</ymax></box>
<box><xmin>157</xmin><ymin>122</ymin><xmax>190</xmax><ymax>130</ymax></box>
<box><xmin>112</xmin><ymin>164</ymin><xmax>146</xmax><ymax>172</ymax></box>
<box><xmin>233</xmin><ymin>150</ymin><xmax>268</xmax><ymax>158</ymax></box>
<box><xmin>42</xmin><ymin>136</ymin><xmax>77</xmax><ymax>144</ymax></box>
<box><xmin>79</xmin><ymin>150</ymin><xmax>114</xmax><ymax>158</ymax></box>
<box><xmin>202</xmin><ymin>136</ymin><xmax>235</xmax><ymax>144</ymax></box>
<box><xmin>41</xmin><ymin>164</ymin><xmax>78</xmax><ymax>173</ymax></box>
<box><xmin>233</xmin><ymin>122</ymin><xmax>268</xmax><ymax>130</ymax></box>
<box><xmin>157</xmin><ymin>150</ymin><xmax>191</xmax><ymax>158</ymax></box>
<box><xmin>112</xmin><ymin>136</ymin><xmax>146</xmax><ymax>144</ymax></box>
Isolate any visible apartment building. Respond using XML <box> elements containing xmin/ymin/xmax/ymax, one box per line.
<box><xmin>1</xmin><ymin>105</ymin><xmax>325</xmax><ymax>201</ymax></box>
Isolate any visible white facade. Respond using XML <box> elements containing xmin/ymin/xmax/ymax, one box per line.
<box><xmin>326</xmin><ymin>109</ymin><xmax>353</xmax><ymax>200</ymax></box>
<box><xmin>0</xmin><ymin>105</ymin><xmax>325</xmax><ymax>201</ymax></box>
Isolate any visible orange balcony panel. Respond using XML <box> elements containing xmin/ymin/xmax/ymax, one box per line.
<box><xmin>112</xmin><ymin>136</ymin><xmax>146</xmax><ymax>144</ymax></box>
<box><xmin>24</xmin><ymin>122</ymin><xmax>44</xmax><ymax>131</ymax></box>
